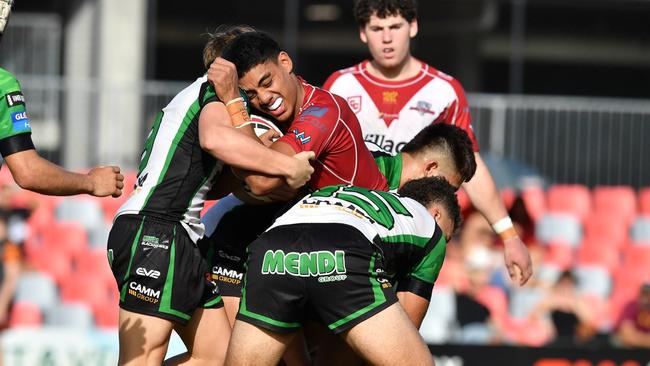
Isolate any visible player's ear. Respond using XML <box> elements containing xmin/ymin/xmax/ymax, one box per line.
<box><xmin>278</xmin><ymin>51</ymin><xmax>293</xmax><ymax>73</ymax></box>
<box><xmin>409</xmin><ymin>19</ymin><xmax>418</xmax><ymax>38</ymax></box>
<box><xmin>424</xmin><ymin>160</ymin><xmax>438</xmax><ymax>177</ymax></box>
<box><xmin>359</xmin><ymin>27</ymin><xmax>369</xmax><ymax>44</ymax></box>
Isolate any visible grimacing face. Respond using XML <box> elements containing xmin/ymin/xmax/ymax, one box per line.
<box><xmin>239</xmin><ymin>52</ymin><xmax>299</xmax><ymax>123</ymax></box>
<box><xmin>359</xmin><ymin>14</ymin><xmax>417</xmax><ymax>70</ymax></box>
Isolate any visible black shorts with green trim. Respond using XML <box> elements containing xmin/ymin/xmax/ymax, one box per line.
<box><xmin>237</xmin><ymin>223</ymin><xmax>397</xmax><ymax>334</ymax></box>
<box><xmin>107</xmin><ymin>214</ymin><xmax>222</xmax><ymax>325</ymax></box>
<box><xmin>200</xmin><ymin>201</ymin><xmax>286</xmax><ymax>297</ymax></box>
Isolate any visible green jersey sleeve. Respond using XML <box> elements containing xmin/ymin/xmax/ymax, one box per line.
<box><xmin>372</xmin><ymin>151</ymin><xmax>403</xmax><ymax>191</ymax></box>
<box><xmin>0</xmin><ymin>68</ymin><xmax>35</xmax><ymax>157</ymax></box>
<box><xmin>199</xmin><ymin>82</ymin><xmax>251</xmax><ymax>114</ymax></box>
<box><xmin>395</xmin><ymin>234</ymin><xmax>446</xmax><ymax>301</ymax></box>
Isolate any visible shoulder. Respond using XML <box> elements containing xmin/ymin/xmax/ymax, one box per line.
<box><xmin>423</xmin><ymin>63</ymin><xmax>467</xmax><ymax>96</ymax></box>
<box><xmin>322</xmin><ymin>62</ymin><xmax>363</xmax><ymax>90</ymax></box>
<box><xmin>0</xmin><ymin>68</ymin><xmax>21</xmax><ymax>94</ymax></box>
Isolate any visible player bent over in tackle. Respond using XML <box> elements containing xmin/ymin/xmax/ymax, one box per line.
<box><xmin>106</xmin><ymin>25</ymin><xmax>314</xmax><ymax>366</ymax></box>
<box><xmin>225</xmin><ymin>177</ymin><xmax>460</xmax><ymax>366</ymax></box>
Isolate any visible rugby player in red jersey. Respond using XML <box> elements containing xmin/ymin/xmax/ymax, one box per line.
<box><xmin>209</xmin><ymin>31</ymin><xmax>388</xmax><ymax>194</ymax></box>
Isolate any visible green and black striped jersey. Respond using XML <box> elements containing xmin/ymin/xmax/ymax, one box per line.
<box><xmin>366</xmin><ymin>141</ymin><xmax>402</xmax><ymax>191</ymax></box>
<box><xmin>268</xmin><ymin>185</ymin><xmax>446</xmax><ymax>300</ymax></box>
<box><xmin>118</xmin><ymin>75</ymin><xmax>245</xmax><ymax>243</ymax></box>
<box><xmin>0</xmin><ymin>68</ymin><xmax>34</xmax><ymax>160</ymax></box>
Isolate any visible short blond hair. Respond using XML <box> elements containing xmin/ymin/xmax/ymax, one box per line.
<box><xmin>202</xmin><ymin>24</ymin><xmax>256</xmax><ymax>69</ymax></box>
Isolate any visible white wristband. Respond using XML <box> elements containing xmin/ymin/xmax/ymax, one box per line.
<box><xmin>492</xmin><ymin>216</ymin><xmax>514</xmax><ymax>234</ymax></box>
<box><xmin>225</xmin><ymin>96</ymin><xmax>244</xmax><ymax>106</ymax></box>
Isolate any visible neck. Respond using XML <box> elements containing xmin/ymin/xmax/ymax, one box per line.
<box><xmin>290</xmin><ymin>74</ymin><xmax>305</xmax><ymax>121</ymax></box>
<box><xmin>399</xmin><ymin>152</ymin><xmax>418</xmax><ymax>188</ymax></box>
<box><xmin>367</xmin><ymin>55</ymin><xmax>420</xmax><ymax>80</ymax></box>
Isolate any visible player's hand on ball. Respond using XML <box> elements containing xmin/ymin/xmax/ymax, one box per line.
<box><xmin>88</xmin><ymin>165</ymin><xmax>125</xmax><ymax>198</ymax></box>
<box><xmin>208</xmin><ymin>57</ymin><xmax>240</xmax><ymax>102</ymax></box>
<box><xmin>286</xmin><ymin>151</ymin><xmax>315</xmax><ymax>189</ymax></box>
<box><xmin>503</xmin><ymin>236</ymin><xmax>533</xmax><ymax>286</ymax></box>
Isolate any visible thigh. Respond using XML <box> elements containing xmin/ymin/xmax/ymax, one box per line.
<box><xmin>341</xmin><ymin>303</ymin><xmax>434</xmax><ymax>366</ymax></box>
<box><xmin>225</xmin><ymin>320</ymin><xmax>295</xmax><ymax>366</ymax></box>
<box><xmin>167</xmin><ymin>307</ymin><xmax>232</xmax><ymax>366</ymax></box>
<box><xmin>222</xmin><ymin>296</ymin><xmax>240</xmax><ymax>328</ymax></box>
<box><xmin>118</xmin><ymin>308</ymin><xmax>174</xmax><ymax>366</ymax></box>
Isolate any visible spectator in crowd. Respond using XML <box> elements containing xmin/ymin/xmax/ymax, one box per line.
<box><xmin>530</xmin><ymin>270</ymin><xmax>596</xmax><ymax>347</ymax></box>
<box><xmin>0</xmin><ymin>216</ymin><xmax>20</xmax><ymax>327</ymax></box>
<box><xmin>615</xmin><ymin>283</ymin><xmax>650</xmax><ymax>348</ymax></box>
<box><xmin>454</xmin><ymin>245</ymin><xmax>506</xmax><ymax>344</ymax></box>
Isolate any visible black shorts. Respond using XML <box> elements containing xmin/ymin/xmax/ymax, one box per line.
<box><xmin>200</xmin><ymin>202</ymin><xmax>285</xmax><ymax>297</ymax></box>
<box><xmin>107</xmin><ymin>214</ymin><xmax>222</xmax><ymax>325</ymax></box>
<box><xmin>237</xmin><ymin>223</ymin><xmax>397</xmax><ymax>334</ymax></box>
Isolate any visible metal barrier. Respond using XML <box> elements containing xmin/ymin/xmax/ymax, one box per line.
<box><xmin>468</xmin><ymin>94</ymin><xmax>650</xmax><ymax>188</ymax></box>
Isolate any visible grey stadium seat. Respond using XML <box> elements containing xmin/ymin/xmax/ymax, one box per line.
<box><xmin>536</xmin><ymin>213</ymin><xmax>582</xmax><ymax>247</ymax></box>
<box><xmin>631</xmin><ymin>216</ymin><xmax>650</xmax><ymax>244</ymax></box>
<box><xmin>44</xmin><ymin>302</ymin><xmax>94</xmax><ymax>329</ymax></box>
<box><xmin>15</xmin><ymin>272</ymin><xmax>58</xmax><ymax>310</ymax></box>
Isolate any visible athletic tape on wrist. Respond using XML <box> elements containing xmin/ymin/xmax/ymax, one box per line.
<box><xmin>492</xmin><ymin>216</ymin><xmax>514</xmax><ymax>234</ymax></box>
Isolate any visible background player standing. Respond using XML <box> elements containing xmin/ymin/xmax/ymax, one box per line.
<box><xmin>324</xmin><ymin>0</ymin><xmax>532</xmax><ymax>285</ymax></box>
<box><xmin>0</xmin><ymin>0</ymin><xmax>123</xmax><ymax>198</ymax></box>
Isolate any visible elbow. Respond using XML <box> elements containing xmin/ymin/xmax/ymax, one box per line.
<box><xmin>246</xmin><ymin>176</ymin><xmax>276</xmax><ymax>196</ymax></box>
<box><xmin>12</xmin><ymin>169</ymin><xmax>36</xmax><ymax>191</ymax></box>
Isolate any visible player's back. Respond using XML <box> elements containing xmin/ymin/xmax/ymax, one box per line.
<box><xmin>117</xmin><ymin>75</ymin><xmax>222</xmax><ymax>242</ymax></box>
<box><xmin>278</xmin><ymin>81</ymin><xmax>388</xmax><ymax>191</ymax></box>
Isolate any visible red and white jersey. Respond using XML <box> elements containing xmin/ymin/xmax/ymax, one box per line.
<box><xmin>278</xmin><ymin>78</ymin><xmax>388</xmax><ymax>191</ymax></box>
<box><xmin>323</xmin><ymin>60</ymin><xmax>479</xmax><ymax>154</ymax></box>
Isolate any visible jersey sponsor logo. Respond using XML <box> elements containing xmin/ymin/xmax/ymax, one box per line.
<box><xmin>261</xmin><ymin>249</ymin><xmax>346</xmax><ymax>280</ymax></box>
<box><xmin>128</xmin><ymin>281</ymin><xmax>160</xmax><ymax>304</ymax></box>
<box><xmin>136</xmin><ymin>267</ymin><xmax>161</xmax><ymax>279</ymax></box>
<box><xmin>364</xmin><ymin>134</ymin><xmax>407</xmax><ymax>155</ymax></box>
<box><xmin>141</xmin><ymin>235</ymin><xmax>169</xmax><ymax>250</ymax></box>
<box><xmin>382</xmin><ymin>91</ymin><xmax>398</xmax><ymax>104</ymax></box>
<box><xmin>301</xmin><ymin>106</ymin><xmax>329</xmax><ymax>118</ymax></box>
<box><xmin>10</xmin><ymin>111</ymin><xmax>30</xmax><ymax>131</ymax></box>
<box><xmin>5</xmin><ymin>91</ymin><xmax>25</xmax><ymax>107</ymax></box>
<box><xmin>409</xmin><ymin>100</ymin><xmax>435</xmax><ymax>115</ymax></box>
<box><xmin>292</xmin><ymin>129</ymin><xmax>311</xmax><ymax>145</ymax></box>
<box><xmin>211</xmin><ymin>265</ymin><xmax>243</xmax><ymax>284</ymax></box>
<box><xmin>307</xmin><ymin>185</ymin><xmax>412</xmax><ymax>230</ymax></box>
<box><xmin>347</xmin><ymin>96</ymin><xmax>361</xmax><ymax>113</ymax></box>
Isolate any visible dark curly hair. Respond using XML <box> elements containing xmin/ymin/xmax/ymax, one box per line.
<box><xmin>398</xmin><ymin>176</ymin><xmax>461</xmax><ymax>234</ymax></box>
<box><xmin>401</xmin><ymin>123</ymin><xmax>477</xmax><ymax>184</ymax></box>
<box><xmin>221</xmin><ymin>31</ymin><xmax>281</xmax><ymax>78</ymax></box>
<box><xmin>353</xmin><ymin>0</ymin><xmax>418</xmax><ymax>27</ymax></box>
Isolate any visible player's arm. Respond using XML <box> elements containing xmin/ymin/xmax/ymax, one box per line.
<box><xmin>198</xmin><ymin>102</ymin><xmax>314</xmax><ymax>189</ymax></box>
<box><xmin>3</xmin><ymin>147</ymin><xmax>123</xmax><ymax>197</ymax></box>
<box><xmin>233</xmin><ymin>140</ymin><xmax>297</xmax><ymax>196</ymax></box>
<box><xmin>462</xmin><ymin>153</ymin><xmax>532</xmax><ymax>286</ymax></box>
<box><xmin>396</xmin><ymin>291</ymin><xmax>430</xmax><ymax>328</ymax></box>
<box><xmin>395</xmin><ymin>235</ymin><xmax>446</xmax><ymax>328</ymax></box>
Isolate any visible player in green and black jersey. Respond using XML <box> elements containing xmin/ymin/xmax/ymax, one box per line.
<box><xmin>225</xmin><ymin>177</ymin><xmax>460</xmax><ymax>366</ymax></box>
<box><xmin>0</xmin><ymin>0</ymin><xmax>123</xmax><ymax>197</ymax></box>
<box><xmin>107</xmin><ymin>25</ymin><xmax>314</xmax><ymax>366</ymax></box>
